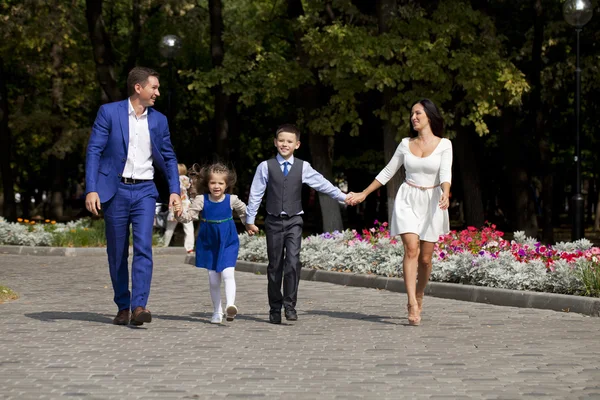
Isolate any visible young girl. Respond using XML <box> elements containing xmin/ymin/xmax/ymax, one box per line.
<box><xmin>163</xmin><ymin>163</ymin><xmax>195</xmax><ymax>253</ymax></box>
<box><xmin>176</xmin><ymin>163</ymin><xmax>247</xmax><ymax>324</ymax></box>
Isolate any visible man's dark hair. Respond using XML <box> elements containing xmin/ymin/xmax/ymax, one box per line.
<box><xmin>275</xmin><ymin>124</ymin><xmax>301</xmax><ymax>141</ymax></box>
<box><xmin>409</xmin><ymin>98</ymin><xmax>445</xmax><ymax>138</ymax></box>
<box><xmin>127</xmin><ymin>67</ymin><xmax>160</xmax><ymax>96</ymax></box>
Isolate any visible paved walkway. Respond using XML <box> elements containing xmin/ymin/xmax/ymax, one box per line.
<box><xmin>1</xmin><ymin>253</ymin><xmax>600</xmax><ymax>400</ymax></box>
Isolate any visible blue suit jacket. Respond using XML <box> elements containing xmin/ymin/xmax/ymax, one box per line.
<box><xmin>85</xmin><ymin>99</ymin><xmax>180</xmax><ymax>203</ymax></box>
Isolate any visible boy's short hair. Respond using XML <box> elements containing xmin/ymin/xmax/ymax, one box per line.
<box><xmin>275</xmin><ymin>124</ymin><xmax>301</xmax><ymax>141</ymax></box>
<box><xmin>177</xmin><ymin>163</ymin><xmax>187</xmax><ymax>176</ymax></box>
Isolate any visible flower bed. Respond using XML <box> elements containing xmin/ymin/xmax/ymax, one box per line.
<box><xmin>238</xmin><ymin>222</ymin><xmax>600</xmax><ymax>297</ymax></box>
<box><xmin>0</xmin><ymin>217</ymin><xmax>161</xmax><ymax>247</ymax></box>
<box><xmin>2</xmin><ymin>216</ymin><xmax>599</xmax><ymax>297</ymax></box>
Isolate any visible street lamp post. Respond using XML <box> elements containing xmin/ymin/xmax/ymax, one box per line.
<box><xmin>563</xmin><ymin>0</ymin><xmax>593</xmax><ymax>241</ymax></box>
<box><xmin>159</xmin><ymin>34</ymin><xmax>182</xmax><ymax>123</ymax></box>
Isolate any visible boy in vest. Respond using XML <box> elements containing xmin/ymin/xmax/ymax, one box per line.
<box><xmin>245</xmin><ymin>124</ymin><xmax>347</xmax><ymax>324</ymax></box>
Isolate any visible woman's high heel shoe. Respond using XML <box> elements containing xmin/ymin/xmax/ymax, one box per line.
<box><xmin>407</xmin><ymin>304</ymin><xmax>421</xmax><ymax>326</ymax></box>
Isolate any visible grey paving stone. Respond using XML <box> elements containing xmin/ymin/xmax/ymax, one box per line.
<box><xmin>1</xmin><ymin>253</ymin><xmax>600</xmax><ymax>399</ymax></box>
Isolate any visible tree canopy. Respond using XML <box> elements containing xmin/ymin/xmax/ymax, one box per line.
<box><xmin>1</xmin><ymin>0</ymin><xmax>599</xmax><ymax>242</ymax></box>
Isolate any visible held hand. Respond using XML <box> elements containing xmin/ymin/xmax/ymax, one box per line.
<box><xmin>347</xmin><ymin>191</ymin><xmax>367</xmax><ymax>206</ymax></box>
<box><xmin>170</xmin><ymin>194</ymin><xmax>182</xmax><ymax>217</ymax></box>
<box><xmin>85</xmin><ymin>192</ymin><xmax>101</xmax><ymax>216</ymax></box>
<box><xmin>345</xmin><ymin>192</ymin><xmax>354</xmax><ymax>205</ymax></box>
<box><xmin>246</xmin><ymin>224</ymin><xmax>259</xmax><ymax>236</ymax></box>
<box><xmin>439</xmin><ymin>192</ymin><xmax>450</xmax><ymax>210</ymax></box>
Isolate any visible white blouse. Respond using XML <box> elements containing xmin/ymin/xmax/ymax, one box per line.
<box><xmin>375</xmin><ymin>137</ymin><xmax>452</xmax><ymax>187</ymax></box>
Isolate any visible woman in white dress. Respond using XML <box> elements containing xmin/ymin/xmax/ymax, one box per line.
<box><xmin>347</xmin><ymin>99</ymin><xmax>452</xmax><ymax>326</ymax></box>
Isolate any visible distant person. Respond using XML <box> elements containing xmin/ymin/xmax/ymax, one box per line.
<box><xmin>175</xmin><ymin>163</ymin><xmax>247</xmax><ymax>324</ymax></box>
<box><xmin>245</xmin><ymin>124</ymin><xmax>347</xmax><ymax>324</ymax></box>
<box><xmin>163</xmin><ymin>163</ymin><xmax>195</xmax><ymax>253</ymax></box>
<box><xmin>85</xmin><ymin>66</ymin><xmax>181</xmax><ymax>326</ymax></box>
<box><xmin>347</xmin><ymin>99</ymin><xmax>452</xmax><ymax>326</ymax></box>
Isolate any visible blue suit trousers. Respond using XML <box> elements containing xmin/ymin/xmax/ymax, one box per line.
<box><xmin>103</xmin><ymin>181</ymin><xmax>158</xmax><ymax>311</ymax></box>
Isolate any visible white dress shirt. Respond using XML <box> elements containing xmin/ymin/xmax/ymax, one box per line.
<box><xmin>122</xmin><ymin>99</ymin><xmax>154</xmax><ymax>180</ymax></box>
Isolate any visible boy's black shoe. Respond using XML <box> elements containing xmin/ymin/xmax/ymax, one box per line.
<box><xmin>285</xmin><ymin>309</ymin><xmax>298</xmax><ymax>321</ymax></box>
<box><xmin>269</xmin><ymin>311</ymin><xmax>282</xmax><ymax>324</ymax></box>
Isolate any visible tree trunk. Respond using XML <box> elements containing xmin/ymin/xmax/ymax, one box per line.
<box><xmin>86</xmin><ymin>0</ymin><xmax>122</xmax><ymax>102</ymax></box>
<box><xmin>594</xmin><ymin>195</ymin><xmax>600</xmax><ymax>231</ymax></box>
<box><xmin>47</xmin><ymin>43</ymin><xmax>65</xmax><ymax>219</ymax></box>
<box><xmin>531</xmin><ymin>0</ymin><xmax>553</xmax><ymax>243</ymax></box>
<box><xmin>377</xmin><ymin>0</ymin><xmax>401</xmax><ymax>224</ymax></box>
<box><xmin>503</xmin><ymin>110</ymin><xmax>538</xmax><ymax>237</ymax></box>
<box><xmin>309</xmin><ymin>135</ymin><xmax>343</xmax><ymax>232</ymax></box>
<box><xmin>0</xmin><ymin>56</ymin><xmax>17</xmax><ymax>220</ymax></box>
<box><xmin>123</xmin><ymin>0</ymin><xmax>141</xmax><ymax>79</ymax></box>
<box><xmin>209</xmin><ymin>0</ymin><xmax>230</xmax><ymax>160</ymax></box>
<box><xmin>454</xmin><ymin>128</ymin><xmax>485</xmax><ymax>227</ymax></box>
<box><xmin>382</xmin><ymin>121</ymin><xmax>401</xmax><ymax>223</ymax></box>
<box><xmin>287</xmin><ymin>0</ymin><xmax>343</xmax><ymax>232</ymax></box>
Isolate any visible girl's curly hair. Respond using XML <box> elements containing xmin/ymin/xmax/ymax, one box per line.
<box><xmin>188</xmin><ymin>162</ymin><xmax>237</xmax><ymax>198</ymax></box>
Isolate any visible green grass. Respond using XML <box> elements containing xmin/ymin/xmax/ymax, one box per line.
<box><xmin>578</xmin><ymin>263</ymin><xmax>600</xmax><ymax>297</ymax></box>
<box><xmin>51</xmin><ymin>219</ymin><xmax>107</xmax><ymax>247</ymax></box>
<box><xmin>0</xmin><ymin>285</ymin><xmax>18</xmax><ymax>303</ymax></box>
<box><xmin>49</xmin><ymin>219</ymin><xmax>163</xmax><ymax>247</ymax></box>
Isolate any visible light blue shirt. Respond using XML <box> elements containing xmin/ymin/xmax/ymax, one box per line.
<box><xmin>245</xmin><ymin>154</ymin><xmax>347</xmax><ymax>225</ymax></box>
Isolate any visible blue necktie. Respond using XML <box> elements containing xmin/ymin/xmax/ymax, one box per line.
<box><xmin>283</xmin><ymin>161</ymin><xmax>289</xmax><ymax>176</ymax></box>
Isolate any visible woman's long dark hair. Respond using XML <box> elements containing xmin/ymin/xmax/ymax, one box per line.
<box><xmin>409</xmin><ymin>99</ymin><xmax>445</xmax><ymax>138</ymax></box>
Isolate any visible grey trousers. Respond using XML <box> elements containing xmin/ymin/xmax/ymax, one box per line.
<box><xmin>264</xmin><ymin>214</ymin><xmax>303</xmax><ymax>312</ymax></box>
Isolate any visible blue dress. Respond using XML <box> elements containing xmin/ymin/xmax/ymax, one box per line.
<box><xmin>195</xmin><ymin>194</ymin><xmax>239</xmax><ymax>272</ymax></box>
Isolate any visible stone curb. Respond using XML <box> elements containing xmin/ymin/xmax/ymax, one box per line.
<box><xmin>0</xmin><ymin>245</ymin><xmax>186</xmax><ymax>257</ymax></box>
<box><xmin>184</xmin><ymin>256</ymin><xmax>600</xmax><ymax>317</ymax></box>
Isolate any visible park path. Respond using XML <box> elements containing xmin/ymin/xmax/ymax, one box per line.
<box><xmin>1</xmin><ymin>253</ymin><xmax>600</xmax><ymax>399</ymax></box>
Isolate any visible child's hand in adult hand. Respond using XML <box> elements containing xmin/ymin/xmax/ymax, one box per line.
<box><xmin>169</xmin><ymin>194</ymin><xmax>182</xmax><ymax>217</ymax></box>
<box><xmin>246</xmin><ymin>224</ymin><xmax>259</xmax><ymax>236</ymax></box>
<box><xmin>345</xmin><ymin>192</ymin><xmax>355</xmax><ymax>205</ymax></box>
<box><xmin>347</xmin><ymin>191</ymin><xmax>366</xmax><ymax>206</ymax></box>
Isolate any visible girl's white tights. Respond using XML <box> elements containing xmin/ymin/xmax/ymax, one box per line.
<box><xmin>208</xmin><ymin>268</ymin><xmax>236</xmax><ymax>314</ymax></box>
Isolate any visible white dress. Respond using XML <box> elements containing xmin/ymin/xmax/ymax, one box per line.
<box><xmin>375</xmin><ymin>137</ymin><xmax>453</xmax><ymax>242</ymax></box>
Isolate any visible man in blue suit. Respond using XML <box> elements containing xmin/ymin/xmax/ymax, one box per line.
<box><xmin>85</xmin><ymin>67</ymin><xmax>182</xmax><ymax>326</ymax></box>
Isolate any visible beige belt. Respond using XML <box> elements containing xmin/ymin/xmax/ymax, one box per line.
<box><xmin>404</xmin><ymin>180</ymin><xmax>440</xmax><ymax>190</ymax></box>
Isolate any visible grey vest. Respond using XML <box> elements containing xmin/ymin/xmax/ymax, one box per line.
<box><xmin>266</xmin><ymin>158</ymin><xmax>304</xmax><ymax>216</ymax></box>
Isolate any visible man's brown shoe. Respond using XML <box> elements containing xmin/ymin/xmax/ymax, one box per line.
<box><xmin>113</xmin><ymin>309</ymin><xmax>130</xmax><ymax>325</ymax></box>
<box><xmin>131</xmin><ymin>306</ymin><xmax>152</xmax><ymax>326</ymax></box>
